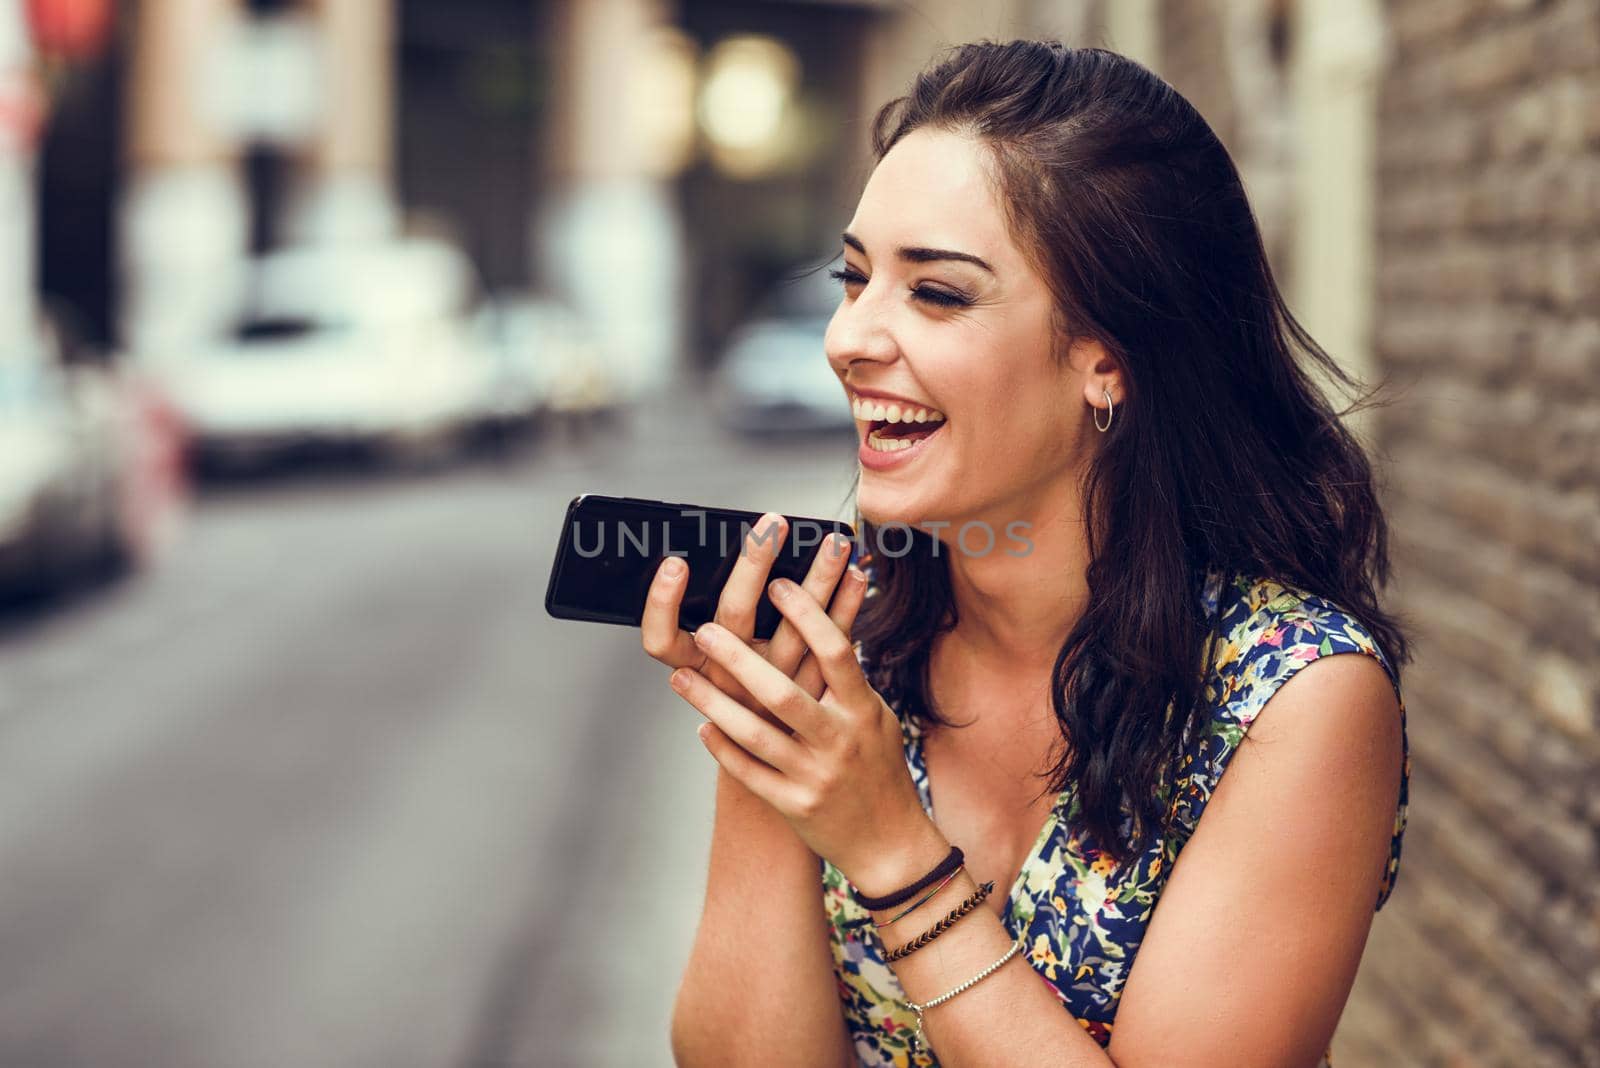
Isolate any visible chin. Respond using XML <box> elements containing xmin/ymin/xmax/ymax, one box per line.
<box><xmin>855</xmin><ymin>486</ymin><xmax>938</xmax><ymax>533</ymax></box>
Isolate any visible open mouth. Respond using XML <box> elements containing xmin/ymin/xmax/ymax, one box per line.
<box><xmin>864</xmin><ymin>417</ymin><xmax>944</xmax><ymax>452</ymax></box>
<box><xmin>851</xmin><ymin>394</ymin><xmax>946</xmax><ymax>452</ymax></box>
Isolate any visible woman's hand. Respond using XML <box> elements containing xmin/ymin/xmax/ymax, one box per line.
<box><xmin>666</xmin><ymin>574</ymin><xmax>936</xmax><ymax>883</ymax></box>
<box><xmin>640</xmin><ymin>513</ymin><xmax>863</xmax><ymax>729</ymax></box>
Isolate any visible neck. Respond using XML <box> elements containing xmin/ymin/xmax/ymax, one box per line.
<box><xmin>937</xmin><ymin>476</ymin><xmax>1091</xmax><ymax>679</ymax></box>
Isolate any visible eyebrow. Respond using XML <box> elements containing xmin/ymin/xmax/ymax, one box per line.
<box><xmin>842</xmin><ymin>231</ymin><xmax>995</xmax><ymax>275</ymax></box>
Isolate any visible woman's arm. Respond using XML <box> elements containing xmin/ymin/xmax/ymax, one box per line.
<box><xmin>643</xmin><ymin>520</ymin><xmax>861</xmax><ymax>1065</ymax></box>
<box><xmin>670</xmin><ymin>764</ymin><xmax>855</xmax><ymax>1067</ymax></box>
<box><xmin>851</xmin><ymin>817</ymin><xmax>1109</xmax><ymax>1065</ymax></box>
<box><xmin>851</xmin><ymin>651</ymin><xmax>1401</xmax><ymax>1067</ymax></box>
<box><xmin>1105</xmin><ymin>650</ymin><xmax>1403</xmax><ymax>1067</ymax></box>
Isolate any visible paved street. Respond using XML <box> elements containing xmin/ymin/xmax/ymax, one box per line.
<box><xmin>0</xmin><ymin>385</ymin><xmax>861</xmax><ymax>1068</ymax></box>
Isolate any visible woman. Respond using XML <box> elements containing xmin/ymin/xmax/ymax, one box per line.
<box><xmin>650</xmin><ymin>41</ymin><xmax>1411</xmax><ymax>1068</ymax></box>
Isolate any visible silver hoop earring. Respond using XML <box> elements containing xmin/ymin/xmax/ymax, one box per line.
<box><xmin>1094</xmin><ymin>387</ymin><xmax>1115</xmax><ymax>433</ymax></box>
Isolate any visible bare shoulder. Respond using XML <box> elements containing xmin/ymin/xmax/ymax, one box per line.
<box><xmin>1105</xmin><ymin>648</ymin><xmax>1403</xmax><ymax>1068</ymax></box>
<box><xmin>1242</xmin><ymin>649</ymin><xmax>1402</xmax><ymax>775</ymax></box>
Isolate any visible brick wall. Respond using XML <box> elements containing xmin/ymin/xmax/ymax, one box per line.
<box><xmin>1157</xmin><ymin>1</ymin><xmax>1600</xmax><ymax>1065</ymax></box>
<box><xmin>1363</xmin><ymin>1</ymin><xmax>1599</xmax><ymax>1064</ymax></box>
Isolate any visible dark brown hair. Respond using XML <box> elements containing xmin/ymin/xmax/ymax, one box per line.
<box><xmin>846</xmin><ymin>40</ymin><xmax>1412</xmax><ymax>864</ymax></box>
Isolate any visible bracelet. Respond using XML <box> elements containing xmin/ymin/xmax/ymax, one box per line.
<box><xmin>851</xmin><ymin>845</ymin><xmax>964</xmax><ymax>911</ymax></box>
<box><xmin>903</xmin><ymin>936</ymin><xmax>1024</xmax><ymax>1057</ymax></box>
<box><xmin>874</xmin><ymin>865</ymin><xmax>964</xmax><ymax>929</ymax></box>
<box><xmin>882</xmin><ymin>880</ymin><xmax>994</xmax><ymax>963</ymax></box>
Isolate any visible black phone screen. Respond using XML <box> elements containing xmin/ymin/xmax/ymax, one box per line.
<box><xmin>543</xmin><ymin>494</ymin><xmax>857</xmax><ymax>639</ymax></box>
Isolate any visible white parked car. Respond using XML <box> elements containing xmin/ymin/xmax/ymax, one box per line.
<box><xmin>0</xmin><ymin>323</ymin><xmax>185</xmax><ymax>602</ymax></box>
<box><xmin>484</xmin><ymin>294</ymin><xmax>617</xmax><ymax>422</ymax></box>
<box><xmin>709</xmin><ymin>267</ymin><xmax>853</xmax><ymax>435</ymax></box>
<box><xmin>150</xmin><ymin>238</ymin><xmax>498</xmax><ymax>472</ymax></box>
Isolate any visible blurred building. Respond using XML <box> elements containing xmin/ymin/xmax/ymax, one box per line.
<box><xmin>27</xmin><ymin>0</ymin><xmax>1102</xmax><ymax>394</ymax></box>
<box><xmin>16</xmin><ymin>0</ymin><xmax>1134</xmax><ymax>394</ymax></box>
<box><xmin>35</xmin><ymin>0</ymin><xmax>120</xmax><ymax>356</ymax></box>
<box><xmin>119</xmin><ymin>0</ymin><xmax>397</xmax><ymax>355</ymax></box>
<box><xmin>1</xmin><ymin>0</ymin><xmax>116</xmax><ymax>360</ymax></box>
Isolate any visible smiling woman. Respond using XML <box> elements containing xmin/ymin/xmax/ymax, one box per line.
<box><xmin>663</xmin><ymin>39</ymin><xmax>1411</xmax><ymax>1068</ymax></box>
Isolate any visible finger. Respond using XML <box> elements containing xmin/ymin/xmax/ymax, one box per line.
<box><xmin>640</xmin><ymin>555</ymin><xmax>702</xmax><ymax>666</ymax></box>
<box><xmin>795</xmin><ymin>563</ymin><xmax>868</xmax><ymax>699</ymax></box>
<box><xmin>834</xmin><ymin>564</ymin><xmax>871</xmax><ymax>639</ymax></box>
<box><xmin>670</xmin><ymin>664</ymin><xmax>805</xmax><ymax>773</ymax></box>
<box><xmin>690</xmin><ymin>621</ymin><xmax>825</xmax><ymax>741</ymax></box>
<box><xmin>767</xmin><ymin>575</ymin><xmax>874</xmax><ymax>711</ymax></box>
<box><xmin>712</xmin><ymin>512</ymin><xmax>788</xmax><ymax>642</ymax></box>
<box><xmin>765</xmin><ymin>531</ymin><xmax>853</xmax><ymax>676</ymax></box>
<box><xmin>695</xmin><ymin>721</ymin><xmax>802</xmax><ymax>813</ymax></box>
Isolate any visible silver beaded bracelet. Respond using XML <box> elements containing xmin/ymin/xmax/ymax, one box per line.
<box><xmin>902</xmin><ymin>937</ymin><xmax>1024</xmax><ymax>1056</ymax></box>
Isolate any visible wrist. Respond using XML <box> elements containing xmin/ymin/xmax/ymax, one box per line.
<box><xmin>841</xmin><ymin>816</ymin><xmax>952</xmax><ymax>901</ymax></box>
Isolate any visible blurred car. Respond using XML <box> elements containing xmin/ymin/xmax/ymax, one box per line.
<box><xmin>485</xmin><ymin>294</ymin><xmax>619</xmax><ymax>424</ymax></box>
<box><xmin>151</xmin><ymin>238</ymin><xmax>498</xmax><ymax>472</ymax></box>
<box><xmin>0</xmin><ymin>324</ymin><xmax>184</xmax><ymax>601</ymax></box>
<box><xmin>464</xmin><ymin>302</ymin><xmax>544</xmax><ymax>440</ymax></box>
<box><xmin>709</xmin><ymin>267</ymin><xmax>852</xmax><ymax>435</ymax></box>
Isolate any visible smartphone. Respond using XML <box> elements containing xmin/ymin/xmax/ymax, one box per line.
<box><xmin>544</xmin><ymin>494</ymin><xmax>858</xmax><ymax>640</ymax></box>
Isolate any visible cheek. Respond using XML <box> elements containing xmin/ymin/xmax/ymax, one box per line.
<box><xmin>946</xmin><ymin>377</ymin><xmax>1070</xmax><ymax>465</ymax></box>
<box><xmin>941</xmin><ymin>365</ymin><xmax>1055</xmax><ymax>436</ymax></box>
<box><xmin>911</xmin><ymin>316</ymin><xmax>1063</xmax><ymax>436</ymax></box>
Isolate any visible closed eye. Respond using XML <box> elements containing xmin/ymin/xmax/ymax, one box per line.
<box><xmin>827</xmin><ymin>267</ymin><xmax>970</xmax><ymax>309</ymax></box>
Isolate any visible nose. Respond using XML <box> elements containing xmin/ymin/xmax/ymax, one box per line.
<box><xmin>824</xmin><ymin>288</ymin><xmax>898</xmax><ymax>374</ymax></box>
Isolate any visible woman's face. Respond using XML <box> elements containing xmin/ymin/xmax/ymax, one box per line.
<box><xmin>825</xmin><ymin>126</ymin><xmax>1109</xmax><ymax>535</ymax></box>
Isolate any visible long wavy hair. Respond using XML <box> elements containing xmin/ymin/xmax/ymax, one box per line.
<box><xmin>845</xmin><ymin>40</ymin><xmax>1412</xmax><ymax>864</ymax></box>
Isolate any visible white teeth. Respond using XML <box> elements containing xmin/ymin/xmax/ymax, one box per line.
<box><xmin>866</xmin><ymin>430</ymin><xmax>913</xmax><ymax>451</ymax></box>
<box><xmin>865</xmin><ymin>424</ymin><xmax>942</xmax><ymax>452</ymax></box>
<box><xmin>850</xmin><ymin>395</ymin><xmax>946</xmax><ymax>424</ymax></box>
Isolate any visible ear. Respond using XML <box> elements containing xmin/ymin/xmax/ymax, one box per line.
<box><xmin>1066</xmin><ymin>336</ymin><xmax>1125</xmax><ymax>411</ymax></box>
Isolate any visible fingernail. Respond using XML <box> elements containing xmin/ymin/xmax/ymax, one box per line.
<box><xmin>693</xmin><ymin>625</ymin><xmax>716</xmax><ymax>648</ymax></box>
<box><xmin>769</xmin><ymin>578</ymin><xmax>793</xmax><ymax>599</ymax></box>
<box><xmin>670</xmin><ymin>668</ymin><xmax>691</xmax><ymax>691</ymax></box>
<box><xmin>696</xmin><ymin>723</ymin><xmax>710</xmax><ymax>742</ymax></box>
<box><xmin>663</xmin><ymin>556</ymin><xmax>685</xmax><ymax>578</ymax></box>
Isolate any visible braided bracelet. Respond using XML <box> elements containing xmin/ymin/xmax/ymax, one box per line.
<box><xmin>903</xmin><ymin>936</ymin><xmax>1024</xmax><ymax>1057</ymax></box>
<box><xmin>882</xmin><ymin>880</ymin><xmax>994</xmax><ymax>963</ymax></box>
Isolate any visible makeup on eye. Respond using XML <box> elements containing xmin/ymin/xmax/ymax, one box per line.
<box><xmin>827</xmin><ymin>266</ymin><xmax>973</xmax><ymax>308</ymax></box>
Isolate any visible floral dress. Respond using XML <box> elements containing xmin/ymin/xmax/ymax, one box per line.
<box><xmin>822</xmin><ymin>562</ymin><xmax>1410</xmax><ymax>1067</ymax></box>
